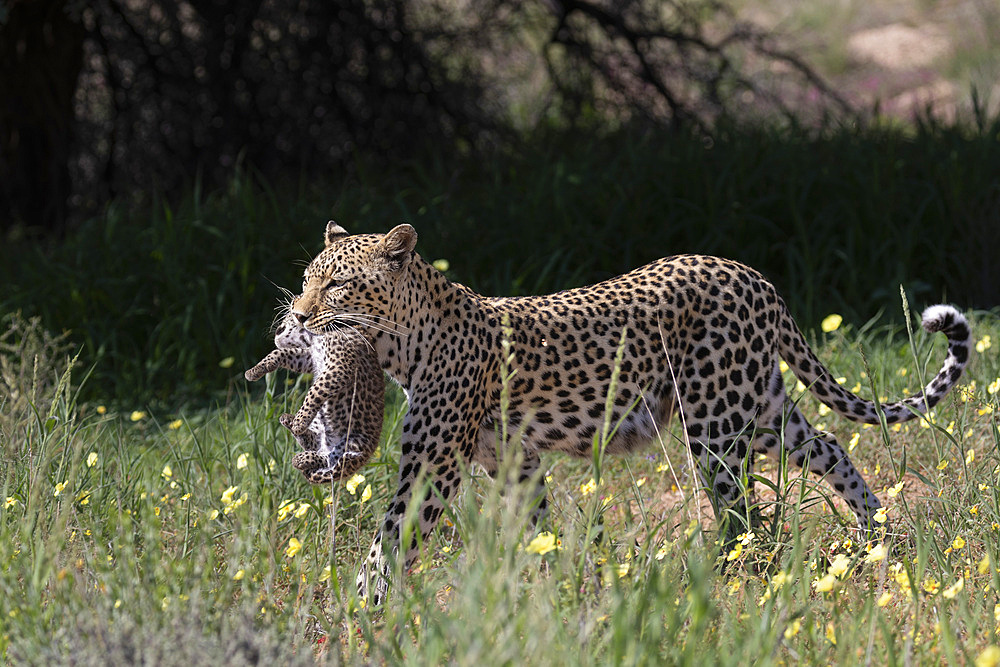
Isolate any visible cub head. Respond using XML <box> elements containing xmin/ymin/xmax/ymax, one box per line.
<box><xmin>273</xmin><ymin>309</ymin><xmax>314</xmax><ymax>349</ymax></box>
<box><xmin>291</xmin><ymin>221</ymin><xmax>418</xmax><ymax>335</ymax></box>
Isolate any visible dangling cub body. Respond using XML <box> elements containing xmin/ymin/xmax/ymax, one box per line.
<box><xmin>290</xmin><ymin>222</ymin><xmax>971</xmax><ymax>604</ymax></box>
<box><xmin>245</xmin><ymin>310</ymin><xmax>384</xmax><ymax>483</ymax></box>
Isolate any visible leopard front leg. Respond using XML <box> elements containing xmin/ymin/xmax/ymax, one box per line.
<box><xmin>356</xmin><ymin>399</ymin><xmax>480</xmax><ymax>606</ymax></box>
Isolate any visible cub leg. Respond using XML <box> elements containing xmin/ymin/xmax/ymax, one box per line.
<box><xmin>244</xmin><ymin>348</ymin><xmax>313</xmax><ymax>382</ymax></box>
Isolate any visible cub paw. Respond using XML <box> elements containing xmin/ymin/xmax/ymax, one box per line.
<box><xmin>244</xmin><ymin>364</ymin><xmax>266</xmax><ymax>382</ymax></box>
<box><xmin>291</xmin><ymin>450</ymin><xmax>326</xmax><ymax>472</ymax></box>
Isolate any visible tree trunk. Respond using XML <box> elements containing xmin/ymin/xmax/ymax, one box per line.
<box><xmin>0</xmin><ymin>0</ymin><xmax>84</xmax><ymax>234</ymax></box>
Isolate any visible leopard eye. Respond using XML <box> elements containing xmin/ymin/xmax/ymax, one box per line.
<box><xmin>323</xmin><ymin>277</ymin><xmax>350</xmax><ymax>290</ymax></box>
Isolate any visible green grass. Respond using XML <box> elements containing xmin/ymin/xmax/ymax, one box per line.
<box><xmin>1</xmin><ymin>297</ymin><xmax>999</xmax><ymax>664</ymax></box>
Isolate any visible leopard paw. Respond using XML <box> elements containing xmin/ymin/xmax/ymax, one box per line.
<box><xmin>291</xmin><ymin>450</ymin><xmax>326</xmax><ymax>472</ymax></box>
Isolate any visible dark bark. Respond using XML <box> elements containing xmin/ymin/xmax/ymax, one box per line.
<box><xmin>0</xmin><ymin>0</ymin><xmax>85</xmax><ymax>233</ymax></box>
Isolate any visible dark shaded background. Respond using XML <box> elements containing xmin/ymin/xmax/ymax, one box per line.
<box><xmin>1</xmin><ymin>0</ymin><xmax>846</xmax><ymax>233</ymax></box>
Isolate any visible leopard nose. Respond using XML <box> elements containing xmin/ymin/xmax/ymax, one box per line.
<box><xmin>292</xmin><ymin>310</ymin><xmax>309</xmax><ymax>325</ymax></box>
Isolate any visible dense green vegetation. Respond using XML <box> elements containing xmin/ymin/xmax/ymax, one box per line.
<box><xmin>2</xmin><ymin>119</ymin><xmax>998</xmax><ymax>408</ymax></box>
<box><xmin>2</xmin><ymin>118</ymin><xmax>999</xmax><ymax>663</ymax></box>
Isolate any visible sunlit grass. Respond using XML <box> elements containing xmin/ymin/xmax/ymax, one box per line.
<box><xmin>1</xmin><ymin>301</ymin><xmax>998</xmax><ymax>663</ymax></box>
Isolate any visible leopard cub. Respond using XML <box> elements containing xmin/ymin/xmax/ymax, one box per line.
<box><xmin>245</xmin><ymin>309</ymin><xmax>384</xmax><ymax>484</ymax></box>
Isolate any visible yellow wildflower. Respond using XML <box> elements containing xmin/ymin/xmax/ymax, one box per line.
<box><xmin>979</xmin><ymin>555</ymin><xmax>991</xmax><ymax>575</ymax></box>
<box><xmin>432</xmin><ymin>259</ymin><xmax>450</xmax><ymax>272</ymax></box>
<box><xmin>726</xmin><ymin>543</ymin><xmax>743</xmax><ymax>561</ymax></box>
<box><xmin>220</xmin><ymin>485</ymin><xmax>239</xmax><ymax>505</ymax></box>
<box><xmin>346</xmin><ymin>474</ymin><xmax>365</xmax><ymax>495</ymax></box>
<box><xmin>936</xmin><ymin>459</ymin><xmax>948</xmax><ymax>470</ymax></box>
<box><xmin>877</xmin><ymin>591</ymin><xmax>892</xmax><ymax>607</ymax></box>
<box><xmin>361</xmin><ymin>484</ymin><xmax>372</xmax><ymax>503</ymax></box>
<box><xmin>784</xmin><ymin>619</ymin><xmax>801</xmax><ymax>639</ymax></box>
<box><xmin>989</xmin><ymin>379</ymin><xmax>1000</xmax><ymax>395</ymax></box>
<box><xmin>86</xmin><ymin>452</ymin><xmax>98</xmax><ymax>468</ymax></box>
<box><xmin>977</xmin><ymin>646</ymin><xmax>1000</xmax><ymax>667</ymax></box>
<box><xmin>293</xmin><ymin>502</ymin><xmax>310</xmax><ymax>519</ymax></box>
<box><xmin>736</xmin><ymin>532</ymin><xmax>755</xmax><ymax>546</ymax></box>
<box><xmin>848</xmin><ymin>432</ymin><xmax>860</xmax><ymax>452</ymax></box>
<box><xmin>580</xmin><ymin>478</ymin><xmax>597</xmax><ymax>496</ymax></box>
<box><xmin>977</xmin><ymin>335</ymin><xmax>992</xmax><ymax>354</ymax></box>
<box><xmin>828</xmin><ymin>553</ymin><xmax>851</xmax><ymax>578</ymax></box>
<box><xmin>942</xmin><ymin>577</ymin><xmax>964</xmax><ymax>600</ymax></box>
<box><xmin>236</xmin><ymin>453</ymin><xmax>249</xmax><ymax>470</ymax></box>
<box><xmin>276</xmin><ymin>500</ymin><xmax>295</xmax><ymax>522</ymax></box>
<box><xmin>53</xmin><ymin>481</ymin><xmax>66</xmax><ymax>497</ymax></box>
<box><xmin>233</xmin><ymin>569</ymin><xmax>245</xmax><ymax>581</ymax></box>
<box><xmin>96</xmin><ymin>405</ymin><xmax>107</xmax><ymax>415</ymax></box>
<box><xmin>161</xmin><ymin>465</ymin><xmax>173</xmax><ymax>480</ymax></box>
<box><xmin>821</xmin><ymin>314</ymin><xmax>842</xmax><ymax>333</ymax></box>
<box><xmin>319</xmin><ymin>565</ymin><xmax>332</xmax><ymax>582</ymax></box>
<box><xmin>966</xmin><ymin>449</ymin><xmax>976</xmax><ymax>465</ymax></box>
<box><xmin>4</xmin><ymin>497</ymin><xmax>16</xmax><ymax>508</ymax></box>
<box><xmin>971</xmin><ymin>505</ymin><xmax>979</xmax><ymax>516</ymax></box>
<box><xmin>814</xmin><ymin>574</ymin><xmax>836</xmax><ymax>592</ymax></box>
<box><xmin>77</xmin><ymin>490</ymin><xmax>91</xmax><ymax>505</ymax></box>
<box><xmin>923</xmin><ymin>578</ymin><xmax>940</xmax><ymax>595</ymax></box>
<box><xmin>873</xmin><ymin>507</ymin><xmax>888</xmax><ymax>524</ymax></box>
<box><xmin>222</xmin><ymin>492</ymin><xmax>248</xmax><ymax>515</ymax></box>
<box><xmin>886</xmin><ymin>481</ymin><xmax>904</xmax><ymax>498</ymax></box>
<box><xmin>168</xmin><ymin>419</ymin><xmax>183</xmax><ymax>430</ymax></box>
<box><xmin>825</xmin><ymin>622</ymin><xmax>837</xmax><ymax>645</ymax></box>
<box><xmin>617</xmin><ymin>563</ymin><xmax>630</xmax><ymax>578</ymax></box>
<box><xmin>865</xmin><ymin>543</ymin><xmax>888</xmax><ymax>564</ymax></box>
<box><xmin>779</xmin><ymin>360</ymin><xmax>789</xmax><ymax>374</ymax></box>
<box><xmin>208</xmin><ymin>509</ymin><xmax>219</xmax><ymax>520</ymax></box>
<box><xmin>285</xmin><ymin>537</ymin><xmax>302</xmax><ymax>558</ymax></box>
<box><xmin>952</xmin><ymin>535</ymin><xmax>965</xmax><ymax>550</ymax></box>
<box><xmin>130</xmin><ymin>410</ymin><xmax>146</xmax><ymax>422</ymax></box>
<box><xmin>526</xmin><ymin>532</ymin><xmax>558</xmax><ymax>555</ymax></box>
<box><xmin>218</xmin><ymin>357</ymin><xmax>235</xmax><ymax>369</ymax></box>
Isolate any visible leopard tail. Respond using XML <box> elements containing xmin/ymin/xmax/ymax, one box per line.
<box><xmin>776</xmin><ymin>302</ymin><xmax>971</xmax><ymax>425</ymax></box>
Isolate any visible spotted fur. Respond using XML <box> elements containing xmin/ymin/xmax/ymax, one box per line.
<box><xmin>245</xmin><ymin>310</ymin><xmax>384</xmax><ymax>483</ymax></box>
<box><xmin>291</xmin><ymin>222</ymin><xmax>972</xmax><ymax>604</ymax></box>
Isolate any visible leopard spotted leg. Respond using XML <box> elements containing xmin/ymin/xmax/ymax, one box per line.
<box><xmin>687</xmin><ymin>426</ymin><xmax>758</xmax><ymax>543</ymax></box>
<box><xmin>244</xmin><ymin>347</ymin><xmax>313</xmax><ymax>382</ymax></box>
<box><xmin>290</xmin><ymin>368</ymin><xmax>357</xmax><ymax>436</ymax></box>
<box><xmin>760</xmin><ymin>401</ymin><xmax>882</xmax><ymax>534</ymax></box>
<box><xmin>279</xmin><ymin>412</ymin><xmax>321</xmax><ymax>452</ymax></box>
<box><xmin>357</xmin><ymin>397</ymin><xmax>480</xmax><ymax>606</ymax></box>
<box><xmin>516</xmin><ymin>452</ymin><xmax>549</xmax><ymax>527</ymax></box>
<box><xmin>472</xmin><ymin>428</ymin><xmax>548</xmax><ymax>527</ymax></box>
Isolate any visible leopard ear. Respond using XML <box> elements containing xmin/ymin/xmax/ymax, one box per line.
<box><xmin>378</xmin><ymin>224</ymin><xmax>417</xmax><ymax>270</ymax></box>
<box><xmin>325</xmin><ymin>221</ymin><xmax>349</xmax><ymax>247</ymax></box>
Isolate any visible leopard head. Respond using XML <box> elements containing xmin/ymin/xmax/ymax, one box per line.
<box><xmin>291</xmin><ymin>221</ymin><xmax>418</xmax><ymax>336</ymax></box>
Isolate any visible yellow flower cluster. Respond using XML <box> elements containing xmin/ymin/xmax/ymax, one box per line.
<box><xmin>526</xmin><ymin>531</ymin><xmax>559</xmax><ymax>555</ymax></box>
<box><xmin>220</xmin><ymin>485</ymin><xmax>248</xmax><ymax>515</ymax></box>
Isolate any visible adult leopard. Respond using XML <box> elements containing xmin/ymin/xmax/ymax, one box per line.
<box><xmin>291</xmin><ymin>222</ymin><xmax>971</xmax><ymax>605</ymax></box>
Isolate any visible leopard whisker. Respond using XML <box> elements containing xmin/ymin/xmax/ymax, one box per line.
<box><xmin>335</xmin><ymin>314</ymin><xmax>410</xmax><ymax>337</ymax></box>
